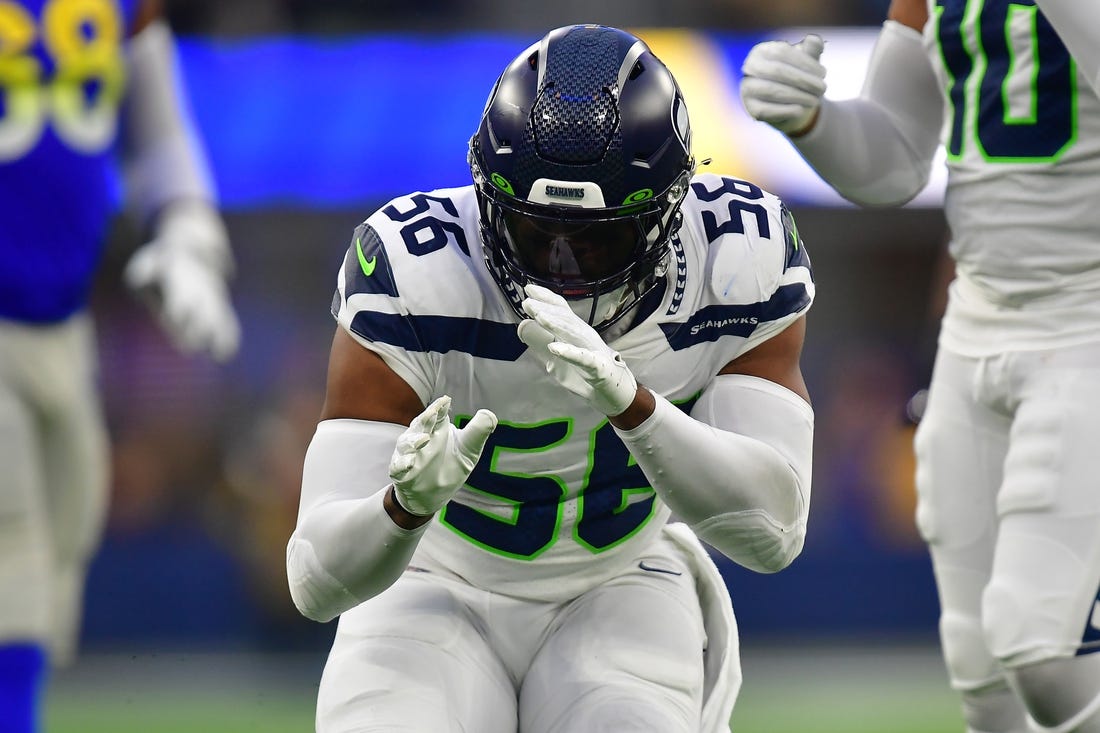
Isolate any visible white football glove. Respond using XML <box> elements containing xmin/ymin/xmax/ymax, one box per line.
<box><xmin>517</xmin><ymin>284</ymin><xmax>638</xmax><ymax>417</ymax></box>
<box><xmin>124</xmin><ymin>202</ymin><xmax>241</xmax><ymax>362</ymax></box>
<box><xmin>389</xmin><ymin>395</ymin><xmax>498</xmax><ymax>517</ymax></box>
<box><xmin>740</xmin><ymin>34</ymin><xmax>827</xmax><ymax>136</ymax></box>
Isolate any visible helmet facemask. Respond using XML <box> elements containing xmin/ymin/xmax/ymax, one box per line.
<box><xmin>472</xmin><ymin>152</ymin><xmax>689</xmax><ymax>332</ymax></box>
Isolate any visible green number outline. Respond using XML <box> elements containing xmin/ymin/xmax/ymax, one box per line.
<box><xmin>935</xmin><ymin>0</ymin><xmax>1078</xmax><ymax>164</ymax></box>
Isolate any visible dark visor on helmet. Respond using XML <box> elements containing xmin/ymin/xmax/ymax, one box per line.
<box><xmin>495</xmin><ymin>207</ymin><xmax>649</xmax><ymax>295</ymax></box>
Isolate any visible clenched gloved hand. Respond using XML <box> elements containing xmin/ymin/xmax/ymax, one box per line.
<box><xmin>740</xmin><ymin>34</ymin><xmax>827</xmax><ymax>136</ymax></box>
<box><xmin>517</xmin><ymin>283</ymin><xmax>638</xmax><ymax>417</ymax></box>
<box><xmin>124</xmin><ymin>201</ymin><xmax>240</xmax><ymax>362</ymax></box>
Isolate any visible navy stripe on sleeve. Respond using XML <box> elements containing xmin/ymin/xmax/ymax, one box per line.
<box><xmin>349</xmin><ymin>311</ymin><xmax>527</xmax><ymax>361</ymax></box>
<box><xmin>659</xmin><ymin>283</ymin><xmax>810</xmax><ymax>351</ymax></box>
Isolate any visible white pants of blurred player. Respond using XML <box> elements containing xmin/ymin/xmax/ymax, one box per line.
<box><xmin>0</xmin><ymin>315</ymin><xmax>109</xmax><ymax>666</ymax></box>
<box><xmin>916</xmin><ymin>342</ymin><xmax>1100</xmax><ymax>696</ymax></box>
<box><xmin>316</xmin><ymin>524</ymin><xmax>739</xmax><ymax>733</ymax></box>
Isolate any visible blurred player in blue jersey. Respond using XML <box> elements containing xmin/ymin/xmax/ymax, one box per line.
<box><xmin>287</xmin><ymin>24</ymin><xmax>815</xmax><ymax>733</ymax></box>
<box><xmin>741</xmin><ymin>1</ymin><xmax>1100</xmax><ymax>731</ymax></box>
<box><xmin>0</xmin><ymin>0</ymin><xmax>238</xmax><ymax>730</ymax></box>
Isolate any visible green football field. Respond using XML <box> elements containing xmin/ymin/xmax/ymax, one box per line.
<box><xmin>45</xmin><ymin>641</ymin><xmax>963</xmax><ymax>733</ymax></box>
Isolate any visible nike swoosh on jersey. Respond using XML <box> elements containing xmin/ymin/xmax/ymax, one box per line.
<box><xmin>638</xmin><ymin>560</ymin><xmax>682</xmax><ymax>576</ymax></box>
<box><xmin>355</xmin><ymin>237</ymin><xmax>377</xmax><ymax>277</ymax></box>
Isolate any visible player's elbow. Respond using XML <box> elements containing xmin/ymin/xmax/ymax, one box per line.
<box><xmin>285</xmin><ymin>536</ymin><xmax>348</xmax><ymax>624</ymax></box>
<box><xmin>693</xmin><ymin>508</ymin><xmax>807</xmax><ymax>574</ymax></box>
<box><xmin>288</xmin><ymin>589</ymin><xmax>338</xmax><ymax>624</ymax></box>
<box><xmin>837</xmin><ymin>163</ymin><xmax>930</xmax><ymax>208</ymax></box>
<box><xmin>841</xmin><ymin>187</ymin><xmax>923</xmax><ymax>209</ymax></box>
<box><xmin>290</xmin><ymin>591</ymin><xmax>337</xmax><ymax>624</ymax></box>
<box><xmin>699</xmin><ymin>459</ymin><xmax>811</xmax><ymax>573</ymax></box>
<box><xmin>753</xmin><ymin>522</ymin><xmax>807</xmax><ymax>573</ymax></box>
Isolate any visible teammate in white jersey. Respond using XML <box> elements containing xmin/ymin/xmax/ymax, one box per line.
<box><xmin>288</xmin><ymin>24</ymin><xmax>816</xmax><ymax>733</ymax></box>
<box><xmin>741</xmin><ymin>1</ymin><xmax>1100</xmax><ymax>731</ymax></box>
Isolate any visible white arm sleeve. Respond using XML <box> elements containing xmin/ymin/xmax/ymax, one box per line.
<box><xmin>792</xmin><ymin>20</ymin><xmax>944</xmax><ymax>207</ymax></box>
<box><xmin>286</xmin><ymin>419</ymin><xmax>428</xmax><ymax>623</ymax></box>
<box><xmin>122</xmin><ymin>21</ymin><xmax>228</xmax><ymax>263</ymax></box>
<box><xmin>1033</xmin><ymin>0</ymin><xmax>1100</xmax><ymax>95</ymax></box>
<box><xmin>615</xmin><ymin>374</ymin><xmax>814</xmax><ymax>574</ymax></box>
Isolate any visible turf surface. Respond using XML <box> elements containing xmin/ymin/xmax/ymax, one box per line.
<box><xmin>46</xmin><ymin>642</ymin><xmax>963</xmax><ymax>733</ymax></box>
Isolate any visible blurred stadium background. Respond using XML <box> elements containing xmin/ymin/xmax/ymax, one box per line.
<box><xmin>56</xmin><ymin>0</ymin><xmax>967</xmax><ymax>730</ymax></box>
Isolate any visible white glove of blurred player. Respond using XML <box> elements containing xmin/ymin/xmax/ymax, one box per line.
<box><xmin>740</xmin><ymin>34</ymin><xmax>827</xmax><ymax>136</ymax></box>
<box><xmin>517</xmin><ymin>283</ymin><xmax>638</xmax><ymax>416</ymax></box>
<box><xmin>124</xmin><ymin>202</ymin><xmax>241</xmax><ymax>361</ymax></box>
<box><xmin>389</xmin><ymin>395</ymin><xmax>498</xmax><ymax>517</ymax></box>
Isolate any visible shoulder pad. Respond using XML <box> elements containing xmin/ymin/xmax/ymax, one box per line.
<box><xmin>340</xmin><ymin>220</ymin><xmax>400</xmax><ymax>301</ymax></box>
<box><xmin>673</xmin><ymin>174</ymin><xmax>814</xmax><ymax>341</ymax></box>
<box><xmin>331</xmin><ymin>187</ymin><xmax>525</xmax><ymax>360</ymax></box>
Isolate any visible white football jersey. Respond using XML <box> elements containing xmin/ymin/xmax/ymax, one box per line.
<box><xmin>926</xmin><ymin>0</ymin><xmax>1100</xmax><ymax>355</ymax></box>
<box><xmin>332</xmin><ymin>173</ymin><xmax>814</xmax><ymax>602</ymax></box>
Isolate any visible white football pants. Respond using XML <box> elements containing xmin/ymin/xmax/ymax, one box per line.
<box><xmin>316</xmin><ymin>530</ymin><xmax>730</xmax><ymax>733</ymax></box>
<box><xmin>0</xmin><ymin>315</ymin><xmax>109</xmax><ymax>665</ymax></box>
<box><xmin>915</xmin><ymin>343</ymin><xmax>1100</xmax><ymax>689</ymax></box>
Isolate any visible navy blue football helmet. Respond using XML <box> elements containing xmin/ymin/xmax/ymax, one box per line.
<box><xmin>469</xmin><ymin>24</ymin><xmax>694</xmax><ymax>332</ymax></box>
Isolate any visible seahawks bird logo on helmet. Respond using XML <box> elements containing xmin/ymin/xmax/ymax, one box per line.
<box><xmin>469</xmin><ymin>24</ymin><xmax>694</xmax><ymax>332</ymax></box>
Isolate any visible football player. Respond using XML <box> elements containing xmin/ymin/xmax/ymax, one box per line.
<box><xmin>0</xmin><ymin>1</ymin><xmax>238</xmax><ymax>730</ymax></box>
<box><xmin>741</xmin><ymin>1</ymin><xmax>1100</xmax><ymax>731</ymax></box>
<box><xmin>288</xmin><ymin>24</ymin><xmax>816</xmax><ymax>733</ymax></box>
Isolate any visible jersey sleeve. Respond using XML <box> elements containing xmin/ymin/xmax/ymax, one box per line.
<box><xmin>687</xmin><ymin>174</ymin><xmax>815</xmax><ymax>355</ymax></box>
<box><xmin>737</xmin><ymin>198</ymin><xmax>814</xmax><ymax>353</ymax></box>
<box><xmin>331</xmin><ymin>215</ymin><xmax>438</xmax><ymax>406</ymax></box>
<box><xmin>329</xmin><ymin>187</ymin><xmax>522</xmax><ymax>406</ymax></box>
